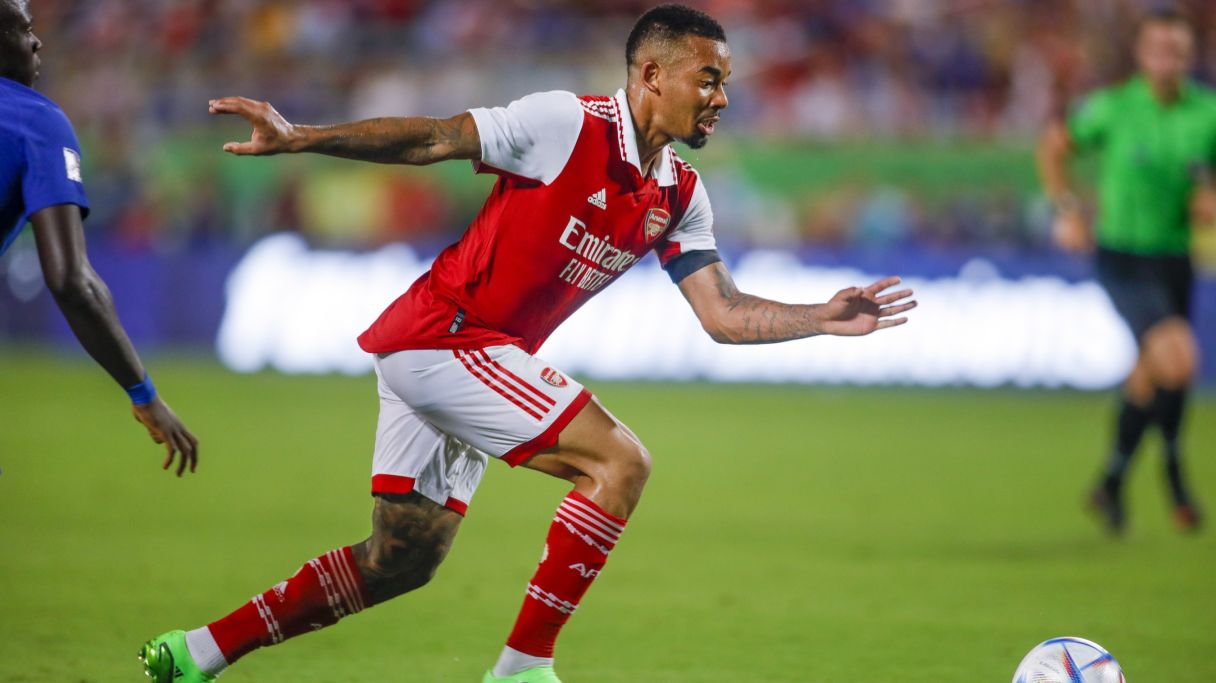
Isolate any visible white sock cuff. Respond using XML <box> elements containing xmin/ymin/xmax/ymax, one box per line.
<box><xmin>185</xmin><ymin>626</ymin><xmax>230</xmax><ymax>676</ymax></box>
<box><xmin>491</xmin><ymin>645</ymin><xmax>554</xmax><ymax>677</ymax></box>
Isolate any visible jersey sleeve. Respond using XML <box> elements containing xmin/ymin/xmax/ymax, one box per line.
<box><xmin>1067</xmin><ymin>91</ymin><xmax>1113</xmax><ymax>152</ymax></box>
<box><xmin>20</xmin><ymin>102</ymin><xmax>89</xmax><ymax>221</ymax></box>
<box><xmin>657</xmin><ymin>174</ymin><xmax>720</xmax><ymax>283</ymax></box>
<box><xmin>468</xmin><ymin>90</ymin><xmax>584</xmax><ymax>185</ymax></box>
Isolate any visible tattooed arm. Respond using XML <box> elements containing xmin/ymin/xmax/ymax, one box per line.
<box><xmin>207</xmin><ymin>97</ymin><xmax>480</xmax><ymax>165</ymax></box>
<box><xmin>677</xmin><ymin>261</ymin><xmax>916</xmax><ymax>344</ymax></box>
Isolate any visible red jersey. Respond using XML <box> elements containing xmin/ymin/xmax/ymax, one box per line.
<box><xmin>357</xmin><ymin>89</ymin><xmax>717</xmax><ymax>355</ymax></box>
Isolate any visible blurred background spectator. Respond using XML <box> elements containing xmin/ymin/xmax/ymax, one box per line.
<box><xmin>14</xmin><ymin>0</ymin><xmax>1216</xmax><ymax>264</ymax></box>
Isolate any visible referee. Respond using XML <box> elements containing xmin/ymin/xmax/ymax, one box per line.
<box><xmin>1038</xmin><ymin>7</ymin><xmax>1213</xmax><ymax>533</ymax></box>
<box><xmin>1</xmin><ymin>0</ymin><xmax>198</xmax><ymax>474</ymax></box>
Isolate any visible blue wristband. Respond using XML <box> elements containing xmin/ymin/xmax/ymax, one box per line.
<box><xmin>125</xmin><ymin>374</ymin><xmax>157</xmax><ymax>406</ymax></box>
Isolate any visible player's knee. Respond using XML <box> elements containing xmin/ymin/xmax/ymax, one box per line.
<box><xmin>613</xmin><ymin>438</ymin><xmax>652</xmax><ymax>490</ymax></box>
<box><xmin>362</xmin><ymin>533</ymin><xmax>450</xmax><ymax>599</ymax></box>
<box><xmin>358</xmin><ymin>495</ymin><xmax>461</xmax><ymax>600</ymax></box>
<box><xmin>1145</xmin><ymin>320</ymin><xmax>1198</xmax><ymax>389</ymax></box>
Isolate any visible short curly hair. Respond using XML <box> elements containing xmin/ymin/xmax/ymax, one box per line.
<box><xmin>626</xmin><ymin>4</ymin><xmax>726</xmax><ymax>67</ymax></box>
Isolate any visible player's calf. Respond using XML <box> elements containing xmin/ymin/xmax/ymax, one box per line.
<box><xmin>146</xmin><ymin>493</ymin><xmax>460</xmax><ymax>679</ymax></box>
<box><xmin>352</xmin><ymin>491</ymin><xmax>463</xmax><ymax>603</ymax></box>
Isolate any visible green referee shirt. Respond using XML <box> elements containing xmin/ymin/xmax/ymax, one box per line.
<box><xmin>1068</xmin><ymin>75</ymin><xmax>1216</xmax><ymax>255</ymax></box>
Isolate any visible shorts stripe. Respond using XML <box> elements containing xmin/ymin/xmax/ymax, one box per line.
<box><xmin>444</xmin><ymin>497</ymin><xmax>470</xmax><ymax>516</ymax></box>
<box><xmin>370</xmin><ymin>474</ymin><xmax>417</xmax><ymax>495</ymax></box>
<box><xmin>465</xmin><ymin>350</ymin><xmax>553</xmax><ymax>414</ymax></box>
<box><xmin>501</xmin><ymin>388</ymin><xmax>593</xmax><ymax>467</ymax></box>
<box><xmin>455</xmin><ymin>350</ymin><xmax>545</xmax><ymax>421</ymax></box>
<box><xmin>475</xmin><ymin>349</ymin><xmax>556</xmax><ymax>407</ymax></box>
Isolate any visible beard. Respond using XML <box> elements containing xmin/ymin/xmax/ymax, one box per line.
<box><xmin>681</xmin><ymin>131</ymin><xmax>709</xmax><ymax>149</ymax></box>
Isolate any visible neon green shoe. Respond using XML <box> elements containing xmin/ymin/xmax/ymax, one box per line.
<box><xmin>481</xmin><ymin>666</ymin><xmax>562</xmax><ymax>682</ymax></box>
<box><xmin>138</xmin><ymin>630</ymin><xmax>217</xmax><ymax>683</ymax></box>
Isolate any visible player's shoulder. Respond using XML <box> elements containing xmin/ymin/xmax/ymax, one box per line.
<box><xmin>503</xmin><ymin>90</ymin><xmax>584</xmax><ymax>130</ymax></box>
<box><xmin>520</xmin><ymin>89</ymin><xmax>580</xmax><ymax>106</ymax></box>
<box><xmin>0</xmin><ymin>80</ymin><xmax>74</xmax><ymax>139</ymax></box>
<box><xmin>576</xmin><ymin>93</ymin><xmax>621</xmax><ymax>123</ymax></box>
<box><xmin>0</xmin><ymin>78</ymin><xmax>66</xmax><ymax>114</ymax></box>
<box><xmin>1186</xmin><ymin>81</ymin><xmax>1216</xmax><ymax>112</ymax></box>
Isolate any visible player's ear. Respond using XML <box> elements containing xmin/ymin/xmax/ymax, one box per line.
<box><xmin>640</xmin><ymin>60</ymin><xmax>662</xmax><ymax>96</ymax></box>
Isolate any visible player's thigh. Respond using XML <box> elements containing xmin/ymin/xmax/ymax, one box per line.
<box><xmin>522</xmin><ymin>395</ymin><xmax>651</xmax><ymax>487</ymax></box>
<box><xmin>1142</xmin><ymin>317</ymin><xmax>1199</xmax><ymax>388</ymax></box>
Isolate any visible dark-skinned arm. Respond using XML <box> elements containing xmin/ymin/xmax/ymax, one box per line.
<box><xmin>208</xmin><ymin>96</ymin><xmax>481</xmax><ymax>165</ymax></box>
<box><xmin>676</xmin><ymin>261</ymin><xmax>915</xmax><ymax>345</ymax></box>
<box><xmin>30</xmin><ymin>204</ymin><xmax>198</xmax><ymax>475</ymax></box>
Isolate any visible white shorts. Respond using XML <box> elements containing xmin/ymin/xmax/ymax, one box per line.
<box><xmin>371</xmin><ymin>345</ymin><xmax>592</xmax><ymax>515</ymax></box>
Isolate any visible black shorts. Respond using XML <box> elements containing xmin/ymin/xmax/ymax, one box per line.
<box><xmin>1094</xmin><ymin>248</ymin><xmax>1194</xmax><ymax>344</ymax></box>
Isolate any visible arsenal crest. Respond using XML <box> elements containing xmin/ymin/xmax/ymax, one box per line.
<box><xmin>643</xmin><ymin>208</ymin><xmax>670</xmax><ymax>242</ymax></box>
<box><xmin>540</xmin><ymin>367</ymin><xmax>568</xmax><ymax>388</ymax></box>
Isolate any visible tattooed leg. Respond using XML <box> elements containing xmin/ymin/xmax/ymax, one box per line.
<box><xmin>181</xmin><ymin>492</ymin><xmax>461</xmax><ymax>674</ymax></box>
<box><xmin>351</xmin><ymin>491</ymin><xmax>464</xmax><ymax>604</ymax></box>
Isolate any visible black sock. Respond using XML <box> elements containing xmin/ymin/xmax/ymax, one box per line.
<box><xmin>1155</xmin><ymin>388</ymin><xmax>1192</xmax><ymax>506</ymax></box>
<box><xmin>1103</xmin><ymin>396</ymin><xmax>1153</xmax><ymax>495</ymax></box>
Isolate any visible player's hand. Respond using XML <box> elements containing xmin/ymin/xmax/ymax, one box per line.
<box><xmin>208</xmin><ymin>96</ymin><xmax>301</xmax><ymax>155</ymax></box>
<box><xmin>132</xmin><ymin>397</ymin><xmax>199</xmax><ymax>477</ymax></box>
<box><xmin>1190</xmin><ymin>185</ymin><xmax>1216</xmax><ymax>230</ymax></box>
<box><xmin>1052</xmin><ymin>210</ymin><xmax>1093</xmax><ymax>253</ymax></box>
<box><xmin>817</xmin><ymin>277</ymin><xmax>915</xmax><ymax>336</ymax></box>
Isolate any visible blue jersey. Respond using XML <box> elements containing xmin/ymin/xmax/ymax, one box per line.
<box><xmin>0</xmin><ymin>77</ymin><xmax>90</xmax><ymax>256</ymax></box>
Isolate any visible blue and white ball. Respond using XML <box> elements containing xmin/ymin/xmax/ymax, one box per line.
<box><xmin>1012</xmin><ymin>637</ymin><xmax>1125</xmax><ymax>683</ymax></box>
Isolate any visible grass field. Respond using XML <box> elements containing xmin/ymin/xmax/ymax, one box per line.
<box><xmin>1</xmin><ymin>352</ymin><xmax>1213</xmax><ymax>682</ymax></box>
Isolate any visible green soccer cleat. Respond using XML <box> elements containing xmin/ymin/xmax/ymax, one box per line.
<box><xmin>138</xmin><ymin>630</ymin><xmax>217</xmax><ymax>683</ymax></box>
<box><xmin>482</xmin><ymin>665</ymin><xmax>562</xmax><ymax>682</ymax></box>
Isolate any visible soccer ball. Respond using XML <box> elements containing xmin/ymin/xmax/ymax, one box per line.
<box><xmin>1012</xmin><ymin>637</ymin><xmax>1125</xmax><ymax>683</ymax></box>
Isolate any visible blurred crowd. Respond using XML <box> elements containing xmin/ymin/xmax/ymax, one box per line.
<box><xmin>18</xmin><ymin>0</ymin><xmax>1216</xmax><ymax>254</ymax></box>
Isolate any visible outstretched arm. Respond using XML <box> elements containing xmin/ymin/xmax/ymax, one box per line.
<box><xmin>31</xmin><ymin>204</ymin><xmax>199</xmax><ymax>475</ymax></box>
<box><xmin>677</xmin><ymin>261</ymin><xmax>915</xmax><ymax>345</ymax></box>
<box><xmin>208</xmin><ymin>96</ymin><xmax>480</xmax><ymax>165</ymax></box>
<box><xmin>1036</xmin><ymin>120</ymin><xmax>1091</xmax><ymax>253</ymax></box>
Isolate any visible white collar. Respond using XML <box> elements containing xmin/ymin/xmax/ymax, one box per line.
<box><xmin>613</xmin><ymin>88</ymin><xmax>676</xmax><ymax>187</ymax></box>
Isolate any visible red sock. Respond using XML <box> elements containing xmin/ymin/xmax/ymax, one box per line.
<box><xmin>506</xmin><ymin>491</ymin><xmax>627</xmax><ymax>658</ymax></box>
<box><xmin>206</xmin><ymin>546</ymin><xmax>369</xmax><ymax>664</ymax></box>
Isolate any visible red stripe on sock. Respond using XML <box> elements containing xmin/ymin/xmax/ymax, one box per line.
<box><xmin>207</xmin><ymin>546</ymin><xmax>370</xmax><ymax>665</ymax></box>
<box><xmin>505</xmin><ymin>492</ymin><xmax>627</xmax><ymax>658</ymax></box>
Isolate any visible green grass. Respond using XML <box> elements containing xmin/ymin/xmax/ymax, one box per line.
<box><xmin>0</xmin><ymin>352</ymin><xmax>1213</xmax><ymax>682</ymax></box>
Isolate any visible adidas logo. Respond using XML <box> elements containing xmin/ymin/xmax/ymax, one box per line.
<box><xmin>587</xmin><ymin>188</ymin><xmax>607</xmax><ymax>210</ymax></box>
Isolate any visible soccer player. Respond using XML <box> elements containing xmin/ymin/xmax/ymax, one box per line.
<box><xmin>1037</xmin><ymin>7</ymin><xmax>1214</xmax><ymax>533</ymax></box>
<box><xmin>0</xmin><ymin>0</ymin><xmax>198</xmax><ymax>474</ymax></box>
<box><xmin>141</xmin><ymin>5</ymin><xmax>915</xmax><ymax>682</ymax></box>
